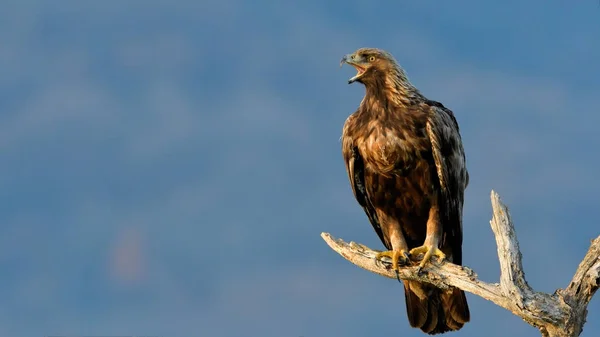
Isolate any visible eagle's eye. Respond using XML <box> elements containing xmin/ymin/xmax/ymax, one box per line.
<box><xmin>368</xmin><ymin>56</ymin><xmax>376</xmax><ymax>62</ymax></box>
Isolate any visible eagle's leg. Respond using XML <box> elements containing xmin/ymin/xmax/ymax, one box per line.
<box><xmin>375</xmin><ymin>210</ymin><xmax>410</xmax><ymax>272</ymax></box>
<box><xmin>409</xmin><ymin>205</ymin><xmax>446</xmax><ymax>269</ymax></box>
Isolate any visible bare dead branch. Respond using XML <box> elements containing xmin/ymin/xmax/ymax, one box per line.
<box><xmin>322</xmin><ymin>190</ymin><xmax>600</xmax><ymax>337</ymax></box>
<box><xmin>490</xmin><ymin>190</ymin><xmax>532</xmax><ymax>304</ymax></box>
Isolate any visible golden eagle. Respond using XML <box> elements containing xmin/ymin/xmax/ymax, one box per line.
<box><xmin>340</xmin><ymin>48</ymin><xmax>470</xmax><ymax>334</ymax></box>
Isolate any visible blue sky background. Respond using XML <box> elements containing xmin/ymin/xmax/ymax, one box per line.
<box><xmin>1</xmin><ymin>1</ymin><xmax>599</xmax><ymax>336</ymax></box>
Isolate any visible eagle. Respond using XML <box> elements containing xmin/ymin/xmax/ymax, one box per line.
<box><xmin>340</xmin><ymin>48</ymin><xmax>470</xmax><ymax>334</ymax></box>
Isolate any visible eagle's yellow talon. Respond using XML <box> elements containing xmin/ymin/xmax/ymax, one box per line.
<box><xmin>409</xmin><ymin>245</ymin><xmax>446</xmax><ymax>268</ymax></box>
<box><xmin>376</xmin><ymin>250</ymin><xmax>410</xmax><ymax>271</ymax></box>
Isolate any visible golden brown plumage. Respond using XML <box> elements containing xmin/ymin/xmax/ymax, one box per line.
<box><xmin>340</xmin><ymin>48</ymin><xmax>470</xmax><ymax>335</ymax></box>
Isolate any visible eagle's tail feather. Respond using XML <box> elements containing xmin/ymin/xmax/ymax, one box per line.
<box><xmin>403</xmin><ymin>281</ymin><xmax>470</xmax><ymax>335</ymax></box>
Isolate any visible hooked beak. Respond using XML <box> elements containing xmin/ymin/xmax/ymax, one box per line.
<box><xmin>340</xmin><ymin>53</ymin><xmax>367</xmax><ymax>84</ymax></box>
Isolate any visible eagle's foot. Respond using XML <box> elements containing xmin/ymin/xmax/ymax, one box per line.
<box><xmin>409</xmin><ymin>245</ymin><xmax>446</xmax><ymax>269</ymax></box>
<box><xmin>375</xmin><ymin>250</ymin><xmax>410</xmax><ymax>271</ymax></box>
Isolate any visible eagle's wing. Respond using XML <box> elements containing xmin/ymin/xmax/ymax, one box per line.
<box><xmin>342</xmin><ymin>116</ymin><xmax>387</xmax><ymax>248</ymax></box>
<box><xmin>425</xmin><ymin>102</ymin><xmax>468</xmax><ymax>265</ymax></box>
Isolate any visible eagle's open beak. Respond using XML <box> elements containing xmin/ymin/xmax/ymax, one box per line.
<box><xmin>340</xmin><ymin>53</ymin><xmax>367</xmax><ymax>84</ymax></box>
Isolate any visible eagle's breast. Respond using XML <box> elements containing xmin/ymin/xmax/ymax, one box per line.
<box><xmin>353</xmin><ymin>115</ymin><xmax>429</xmax><ymax>177</ymax></box>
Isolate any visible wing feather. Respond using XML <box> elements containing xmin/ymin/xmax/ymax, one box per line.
<box><xmin>344</xmin><ymin>147</ymin><xmax>386</xmax><ymax>247</ymax></box>
<box><xmin>425</xmin><ymin>102</ymin><xmax>468</xmax><ymax>264</ymax></box>
<box><xmin>342</xmin><ymin>114</ymin><xmax>387</xmax><ymax>248</ymax></box>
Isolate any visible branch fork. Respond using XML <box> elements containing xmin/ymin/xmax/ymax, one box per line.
<box><xmin>322</xmin><ymin>190</ymin><xmax>599</xmax><ymax>337</ymax></box>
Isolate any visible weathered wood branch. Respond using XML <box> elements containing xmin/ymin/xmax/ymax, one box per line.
<box><xmin>322</xmin><ymin>190</ymin><xmax>600</xmax><ymax>337</ymax></box>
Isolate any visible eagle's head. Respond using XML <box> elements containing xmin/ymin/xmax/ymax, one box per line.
<box><xmin>340</xmin><ymin>47</ymin><xmax>401</xmax><ymax>85</ymax></box>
